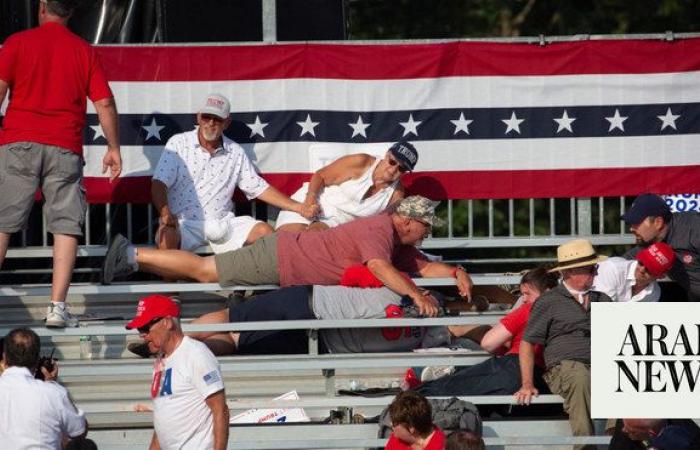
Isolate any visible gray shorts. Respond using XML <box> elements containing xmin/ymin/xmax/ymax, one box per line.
<box><xmin>0</xmin><ymin>142</ymin><xmax>86</xmax><ymax>236</ymax></box>
<box><xmin>214</xmin><ymin>233</ymin><xmax>280</xmax><ymax>286</ymax></box>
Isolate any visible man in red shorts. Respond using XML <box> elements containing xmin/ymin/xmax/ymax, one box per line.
<box><xmin>0</xmin><ymin>0</ymin><xmax>122</xmax><ymax>327</ymax></box>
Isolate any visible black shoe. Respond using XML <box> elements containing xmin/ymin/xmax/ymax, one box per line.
<box><xmin>127</xmin><ymin>341</ymin><xmax>153</xmax><ymax>358</ymax></box>
<box><xmin>102</xmin><ymin>234</ymin><xmax>134</xmax><ymax>285</ymax></box>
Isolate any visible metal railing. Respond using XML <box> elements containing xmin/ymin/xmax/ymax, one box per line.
<box><xmin>6</xmin><ymin>195</ymin><xmax>634</xmax><ymax>255</ymax></box>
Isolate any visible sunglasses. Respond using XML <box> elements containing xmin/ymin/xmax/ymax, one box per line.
<box><xmin>387</xmin><ymin>156</ymin><xmax>410</xmax><ymax>173</ymax></box>
<box><xmin>200</xmin><ymin>113</ymin><xmax>225</xmax><ymax>124</ymax></box>
<box><xmin>413</xmin><ymin>218</ymin><xmax>432</xmax><ymax>238</ymax></box>
<box><xmin>137</xmin><ymin>317</ymin><xmax>164</xmax><ymax>334</ymax></box>
<box><xmin>573</xmin><ymin>264</ymin><xmax>599</xmax><ymax>274</ymax></box>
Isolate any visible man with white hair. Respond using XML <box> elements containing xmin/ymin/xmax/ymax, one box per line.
<box><xmin>126</xmin><ymin>295</ymin><xmax>229</xmax><ymax>450</ymax></box>
<box><xmin>515</xmin><ymin>239</ymin><xmax>612</xmax><ymax>450</ymax></box>
<box><xmin>152</xmin><ymin>93</ymin><xmax>318</xmax><ymax>254</ymax></box>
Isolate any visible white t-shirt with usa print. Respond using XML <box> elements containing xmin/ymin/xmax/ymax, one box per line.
<box><xmin>152</xmin><ymin>336</ymin><xmax>224</xmax><ymax>450</ymax></box>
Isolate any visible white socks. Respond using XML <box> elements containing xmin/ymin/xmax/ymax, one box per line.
<box><xmin>50</xmin><ymin>301</ymin><xmax>66</xmax><ymax>310</ymax></box>
<box><xmin>127</xmin><ymin>246</ymin><xmax>139</xmax><ymax>271</ymax></box>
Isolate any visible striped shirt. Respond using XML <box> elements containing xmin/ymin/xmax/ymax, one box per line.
<box><xmin>523</xmin><ymin>284</ymin><xmax>611</xmax><ymax>369</ymax></box>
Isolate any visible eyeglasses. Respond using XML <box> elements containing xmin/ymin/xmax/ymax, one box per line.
<box><xmin>137</xmin><ymin>317</ymin><xmax>163</xmax><ymax>334</ymax></box>
<box><xmin>413</xmin><ymin>218</ymin><xmax>432</xmax><ymax>238</ymax></box>
<box><xmin>387</xmin><ymin>156</ymin><xmax>410</xmax><ymax>173</ymax></box>
<box><xmin>573</xmin><ymin>264</ymin><xmax>598</xmax><ymax>274</ymax></box>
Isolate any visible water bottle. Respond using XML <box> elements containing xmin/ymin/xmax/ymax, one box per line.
<box><xmin>349</xmin><ymin>379</ymin><xmax>362</xmax><ymax>391</ymax></box>
<box><xmin>79</xmin><ymin>335</ymin><xmax>92</xmax><ymax>360</ymax></box>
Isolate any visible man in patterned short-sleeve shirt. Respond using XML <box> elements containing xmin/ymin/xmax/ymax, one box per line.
<box><xmin>152</xmin><ymin>93</ymin><xmax>318</xmax><ymax>254</ymax></box>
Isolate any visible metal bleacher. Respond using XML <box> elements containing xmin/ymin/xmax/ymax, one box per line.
<box><xmin>0</xmin><ymin>274</ymin><xmax>613</xmax><ymax>449</ymax></box>
<box><xmin>0</xmin><ymin>195</ymin><xmax>637</xmax><ymax>448</ymax></box>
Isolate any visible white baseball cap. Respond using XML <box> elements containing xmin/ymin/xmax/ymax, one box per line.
<box><xmin>199</xmin><ymin>93</ymin><xmax>230</xmax><ymax>119</ymax></box>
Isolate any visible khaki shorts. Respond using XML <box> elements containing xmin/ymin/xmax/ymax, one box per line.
<box><xmin>0</xmin><ymin>142</ymin><xmax>86</xmax><ymax>236</ymax></box>
<box><xmin>214</xmin><ymin>233</ymin><xmax>280</xmax><ymax>286</ymax></box>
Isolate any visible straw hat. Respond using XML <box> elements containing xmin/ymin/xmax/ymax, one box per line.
<box><xmin>548</xmin><ymin>239</ymin><xmax>608</xmax><ymax>272</ymax></box>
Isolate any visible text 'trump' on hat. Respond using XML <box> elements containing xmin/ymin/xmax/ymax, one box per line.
<box><xmin>125</xmin><ymin>295</ymin><xmax>180</xmax><ymax>330</ymax></box>
<box><xmin>388</xmin><ymin>142</ymin><xmax>418</xmax><ymax>171</ymax></box>
<box><xmin>199</xmin><ymin>93</ymin><xmax>230</xmax><ymax>119</ymax></box>
<box><xmin>636</xmin><ymin>242</ymin><xmax>676</xmax><ymax>277</ymax></box>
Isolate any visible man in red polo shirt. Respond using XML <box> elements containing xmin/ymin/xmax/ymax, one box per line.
<box><xmin>0</xmin><ymin>0</ymin><xmax>122</xmax><ymax>327</ymax></box>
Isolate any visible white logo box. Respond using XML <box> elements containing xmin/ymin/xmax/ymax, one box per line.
<box><xmin>591</xmin><ymin>302</ymin><xmax>700</xmax><ymax>419</ymax></box>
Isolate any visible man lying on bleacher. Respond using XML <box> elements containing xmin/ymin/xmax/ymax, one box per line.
<box><xmin>130</xmin><ymin>266</ymin><xmax>452</xmax><ymax>358</ymax></box>
<box><xmin>103</xmin><ymin>195</ymin><xmax>473</xmax><ymax>317</ymax></box>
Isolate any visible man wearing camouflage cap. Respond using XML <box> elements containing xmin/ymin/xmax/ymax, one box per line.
<box><xmin>104</xmin><ymin>195</ymin><xmax>473</xmax><ymax>316</ymax></box>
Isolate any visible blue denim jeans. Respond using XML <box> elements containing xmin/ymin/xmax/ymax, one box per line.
<box><xmin>415</xmin><ymin>354</ymin><xmax>547</xmax><ymax>396</ymax></box>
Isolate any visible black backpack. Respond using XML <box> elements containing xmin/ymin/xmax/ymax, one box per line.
<box><xmin>378</xmin><ymin>397</ymin><xmax>482</xmax><ymax>438</ymax></box>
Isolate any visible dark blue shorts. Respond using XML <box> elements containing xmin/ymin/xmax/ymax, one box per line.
<box><xmin>229</xmin><ymin>285</ymin><xmax>317</xmax><ymax>354</ymax></box>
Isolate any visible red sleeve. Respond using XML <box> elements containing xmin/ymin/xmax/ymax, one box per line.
<box><xmin>500</xmin><ymin>303</ymin><xmax>531</xmax><ymax>335</ymax></box>
<box><xmin>384</xmin><ymin>434</ymin><xmax>409</xmax><ymax>450</ymax></box>
<box><xmin>392</xmin><ymin>246</ymin><xmax>429</xmax><ymax>273</ymax></box>
<box><xmin>86</xmin><ymin>48</ymin><xmax>113</xmax><ymax>102</ymax></box>
<box><xmin>0</xmin><ymin>35</ymin><xmax>19</xmax><ymax>84</ymax></box>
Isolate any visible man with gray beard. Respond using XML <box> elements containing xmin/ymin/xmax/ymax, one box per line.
<box><xmin>151</xmin><ymin>93</ymin><xmax>318</xmax><ymax>254</ymax></box>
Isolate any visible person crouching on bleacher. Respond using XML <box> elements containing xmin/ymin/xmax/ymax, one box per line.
<box><xmin>413</xmin><ymin>266</ymin><xmax>558</xmax><ymax>396</ymax></box>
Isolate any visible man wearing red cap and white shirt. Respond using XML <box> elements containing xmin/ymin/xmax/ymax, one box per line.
<box><xmin>126</xmin><ymin>295</ymin><xmax>229</xmax><ymax>450</ymax></box>
<box><xmin>593</xmin><ymin>242</ymin><xmax>676</xmax><ymax>302</ymax></box>
<box><xmin>621</xmin><ymin>193</ymin><xmax>700</xmax><ymax>301</ymax></box>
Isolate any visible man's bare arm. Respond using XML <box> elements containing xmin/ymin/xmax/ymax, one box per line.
<box><xmin>366</xmin><ymin>258</ymin><xmax>439</xmax><ymax>317</ymax></box>
<box><xmin>149</xmin><ymin>431</ymin><xmax>161</xmax><ymax>450</ymax></box>
<box><xmin>418</xmin><ymin>260</ymin><xmax>473</xmax><ymax>301</ymax></box>
<box><xmin>514</xmin><ymin>340</ymin><xmax>539</xmax><ymax>405</ymax></box>
<box><xmin>93</xmin><ymin>96</ymin><xmax>122</xmax><ymax>181</ymax></box>
<box><xmin>0</xmin><ymin>79</ymin><xmax>8</xmax><ymax>109</ymax></box>
<box><xmin>205</xmin><ymin>390</ymin><xmax>230</xmax><ymax>450</ymax></box>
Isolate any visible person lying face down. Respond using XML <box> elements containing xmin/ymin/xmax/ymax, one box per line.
<box><xmin>184</xmin><ymin>269</ymin><xmax>451</xmax><ymax>356</ymax></box>
<box><xmin>103</xmin><ymin>195</ymin><xmax>472</xmax><ymax>318</ymax></box>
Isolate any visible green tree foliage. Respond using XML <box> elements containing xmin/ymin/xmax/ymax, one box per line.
<box><xmin>347</xmin><ymin>0</ymin><xmax>700</xmax><ymax>39</ymax></box>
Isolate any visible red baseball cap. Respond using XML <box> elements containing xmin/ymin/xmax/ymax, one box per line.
<box><xmin>125</xmin><ymin>295</ymin><xmax>180</xmax><ymax>330</ymax></box>
<box><xmin>636</xmin><ymin>242</ymin><xmax>675</xmax><ymax>278</ymax></box>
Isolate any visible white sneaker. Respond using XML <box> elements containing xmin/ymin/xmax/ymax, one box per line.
<box><xmin>420</xmin><ymin>365</ymin><xmax>455</xmax><ymax>382</ymax></box>
<box><xmin>45</xmin><ymin>304</ymin><xmax>79</xmax><ymax>328</ymax></box>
